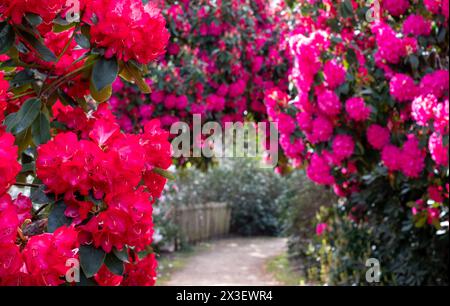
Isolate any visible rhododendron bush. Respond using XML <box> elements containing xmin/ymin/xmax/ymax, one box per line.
<box><xmin>267</xmin><ymin>0</ymin><xmax>449</xmax><ymax>284</ymax></box>
<box><xmin>0</xmin><ymin>0</ymin><xmax>171</xmax><ymax>285</ymax></box>
<box><xmin>110</xmin><ymin>0</ymin><xmax>290</xmax><ymax>167</ymax></box>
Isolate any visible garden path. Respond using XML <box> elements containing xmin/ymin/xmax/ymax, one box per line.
<box><xmin>165</xmin><ymin>237</ymin><xmax>287</xmax><ymax>286</ymax></box>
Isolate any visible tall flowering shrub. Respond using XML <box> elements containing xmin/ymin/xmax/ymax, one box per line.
<box><xmin>110</xmin><ymin>0</ymin><xmax>290</xmax><ymax>166</ymax></box>
<box><xmin>0</xmin><ymin>0</ymin><xmax>171</xmax><ymax>285</ymax></box>
<box><xmin>266</xmin><ymin>0</ymin><xmax>449</xmax><ymax>284</ymax></box>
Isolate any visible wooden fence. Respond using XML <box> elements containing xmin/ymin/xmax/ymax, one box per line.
<box><xmin>174</xmin><ymin>202</ymin><xmax>231</xmax><ymax>248</ymax></box>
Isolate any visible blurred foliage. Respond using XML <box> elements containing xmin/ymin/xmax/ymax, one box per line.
<box><xmin>162</xmin><ymin>157</ymin><xmax>292</xmax><ymax>236</ymax></box>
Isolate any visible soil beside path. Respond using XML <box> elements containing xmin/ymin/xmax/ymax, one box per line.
<box><xmin>164</xmin><ymin>237</ymin><xmax>287</xmax><ymax>286</ymax></box>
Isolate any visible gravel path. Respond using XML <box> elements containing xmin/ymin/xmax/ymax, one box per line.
<box><xmin>165</xmin><ymin>237</ymin><xmax>287</xmax><ymax>286</ymax></box>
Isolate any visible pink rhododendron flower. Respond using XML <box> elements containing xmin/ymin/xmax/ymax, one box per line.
<box><xmin>429</xmin><ymin>132</ymin><xmax>449</xmax><ymax>167</ymax></box>
<box><xmin>372</xmin><ymin>22</ymin><xmax>412</xmax><ymax>64</ymax></box>
<box><xmin>345</xmin><ymin>97</ymin><xmax>371</xmax><ymax>121</ymax></box>
<box><xmin>332</xmin><ymin>135</ymin><xmax>355</xmax><ymax>161</ymax></box>
<box><xmin>323</xmin><ymin>60</ymin><xmax>346</xmax><ymax>89</ymax></box>
<box><xmin>228</xmin><ymin>80</ymin><xmax>247</xmax><ymax>98</ymax></box>
<box><xmin>433</xmin><ymin>100</ymin><xmax>449</xmax><ymax>133</ymax></box>
<box><xmin>427</xmin><ymin>207</ymin><xmax>440</xmax><ymax>225</ymax></box>
<box><xmin>276</xmin><ymin>113</ymin><xmax>296</xmax><ymax>135</ymax></box>
<box><xmin>317</xmin><ymin>89</ymin><xmax>341</xmax><ymax>116</ymax></box>
<box><xmin>316</xmin><ymin>223</ymin><xmax>328</xmax><ymax>236</ymax></box>
<box><xmin>411</xmin><ymin>94</ymin><xmax>438</xmax><ymax>126</ymax></box>
<box><xmin>296</xmin><ymin>112</ymin><xmax>313</xmax><ymax>132</ymax></box>
<box><xmin>390</xmin><ymin>74</ymin><xmax>418</xmax><ymax>102</ymax></box>
<box><xmin>280</xmin><ymin>134</ymin><xmax>305</xmax><ymax>159</ymax></box>
<box><xmin>381</xmin><ymin>145</ymin><xmax>402</xmax><ymax>171</ymax></box>
<box><xmin>383</xmin><ymin>0</ymin><xmax>410</xmax><ymax>16</ymax></box>
<box><xmin>419</xmin><ymin>70</ymin><xmax>449</xmax><ymax>99</ymax></box>
<box><xmin>367</xmin><ymin>125</ymin><xmax>390</xmax><ymax>150</ymax></box>
<box><xmin>306</xmin><ymin>153</ymin><xmax>335</xmax><ymax>185</ymax></box>
<box><xmin>428</xmin><ymin>186</ymin><xmax>444</xmax><ymax>203</ymax></box>
<box><xmin>400</xmin><ymin>135</ymin><xmax>426</xmax><ymax>178</ymax></box>
<box><xmin>424</xmin><ymin>0</ymin><xmax>443</xmax><ymax>14</ymax></box>
<box><xmin>402</xmin><ymin>14</ymin><xmax>432</xmax><ymax>37</ymax></box>
<box><xmin>310</xmin><ymin>116</ymin><xmax>334</xmax><ymax>144</ymax></box>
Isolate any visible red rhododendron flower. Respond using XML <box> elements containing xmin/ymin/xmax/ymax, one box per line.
<box><xmin>0</xmin><ymin>131</ymin><xmax>21</xmax><ymax>195</ymax></box>
<box><xmin>85</xmin><ymin>0</ymin><xmax>170</xmax><ymax>64</ymax></box>
<box><xmin>22</xmin><ymin>226</ymin><xmax>78</xmax><ymax>286</ymax></box>
<box><xmin>0</xmin><ymin>0</ymin><xmax>65</xmax><ymax>24</ymax></box>
<box><xmin>0</xmin><ymin>198</ymin><xmax>19</xmax><ymax>244</ymax></box>
<box><xmin>122</xmin><ymin>253</ymin><xmax>157</xmax><ymax>286</ymax></box>
<box><xmin>0</xmin><ymin>243</ymin><xmax>24</xmax><ymax>285</ymax></box>
<box><xmin>94</xmin><ymin>265</ymin><xmax>124</xmax><ymax>286</ymax></box>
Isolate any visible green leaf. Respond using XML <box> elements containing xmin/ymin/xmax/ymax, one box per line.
<box><xmin>31</xmin><ymin>112</ymin><xmax>51</xmax><ymax>145</ymax></box>
<box><xmin>90</xmin><ymin>82</ymin><xmax>112</xmax><ymax>103</ymax></box>
<box><xmin>104</xmin><ymin>253</ymin><xmax>125</xmax><ymax>275</ymax></box>
<box><xmin>79</xmin><ymin>245</ymin><xmax>106</xmax><ymax>279</ymax></box>
<box><xmin>31</xmin><ymin>185</ymin><xmax>51</xmax><ymax>204</ymax></box>
<box><xmin>25</xmin><ymin>14</ymin><xmax>43</xmax><ymax>27</ymax></box>
<box><xmin>409</xmin><ymin>55</ymin><xmax>419</xmax><ymax>71</ymax></box>
<box><xmin>75</xmin><ymin>33</ymin><xmax>90</xmax><ymax>49</ymax></box>
<box><xmin>346</xmin><ymin>48</ymin><xmax>357</xmax><ymax>66</ymax></box>
<box><xmin>17</xmin><ymin>29</ymin><xmax>57</xmax><ymax>62</ymax></box>
<box><xmin>113</xmin><ymin>247</ymin><xmax>130</xmax><ymax>263</ymax></box>
<box><xmin>0</xmin><ymin>22</ymin><xmax>15</xmax><ymax>54</ymax></box>
<box><xmin>3</xmin><ymin>113</ymin><xmax>16</xmax><ymax>128</ymax></box>
<box><xmin>76</xmin><ymin>273</ymin><xmax>98</xmax><ymax>286</ymax></box>
<box><xmin>48</xmin><ymin>201</ymin><xmax>72</xmax><ymax>232</ymax></box>
<box><xmin>153</xmin><ymin>167</ymin><xmax>175</xmax><ymax>180</ymax></box>
<box><xmin>7</xmin><ymin>98</ymin><xmax>41</xmax><ymax>135</ymax></box>
<box><xmin>20</xmin><ymin>162</ymin><xmax>35</xmax><ymax>173</ymax></box>
<box><xmin>92</xmin><ymin>57</ymin><xmax>118</xmax><ymax>92</ymax></box>
<box><xmin>10</xmin><ymin>69</ymin><xmax>35</xmax><ymax>88</ymax></box>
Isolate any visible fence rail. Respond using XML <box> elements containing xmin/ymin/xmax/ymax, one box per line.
<box><xmin>174</xmin><ymin>202</ymin><xmax>231</xmax><ymax>248</ymax></box>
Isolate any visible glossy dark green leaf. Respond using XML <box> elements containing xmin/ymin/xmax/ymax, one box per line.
<box><xmin>153</xmin><ymin>167</ymin><xmax>176</xmax><ymax>180</ymax></box>
<box><xmin>20</xmin><ymin>162</ymin><xmax>35</xmax><ymax>173</ymax></box>
<box><xmin>92</xmin><ymin>57</ymin><xmax>118</xmax><ymax>92</ymax></box>
<box><xmin>10</xmin><ymin>69</ymin><xmax>35</xmax><ymax>88</ymax></box>
<box><xmin>31</xmin><ymin>112</ymin><xmax>51</xmax><ymax>145</ymax></box>
<box><xmin>7</xmin><ymin>98</ymin><xmax>41</xmax><ymax>135</ymax></box>
<box><xmin>113</xmin><ymin>247</ymin><xmax>130</xmax><ymax>263</ymax></box>
<box><xmin>75</xmin><ymin>33</ymin><xmax>90</xmax><ymax>49</ymax></box>
<box><xmin>0</xmin><ymin>22</ymin><xmax>15</xmax><ymax>54</ymax></box>
<box><xmin>48</xmin><ymin>201</ymin><xmax>72</xmax><ymax>232</ymax></box>
<box><xmin>25</xmin><ymin>14</ymin><xmax>43</xmax><ymax>27</ymax></box>
<box><xmin>17</xmin><ymin>29</ymin><xmax>57</xmax><ymax>62</ymax></box>
<box><xmin>79</xmin><ymin>245</ymin><xmax>106</xmax><ymax>279</ymax></box>
<box><xmin>104</xmin><ymin>253</ymin><xmax>125</xmax><ymax>275</ymax></box>
<box><xmin>31</xmin><ymin>184</ymin><xmax>52</xmax><ymax>204</ymax></box>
